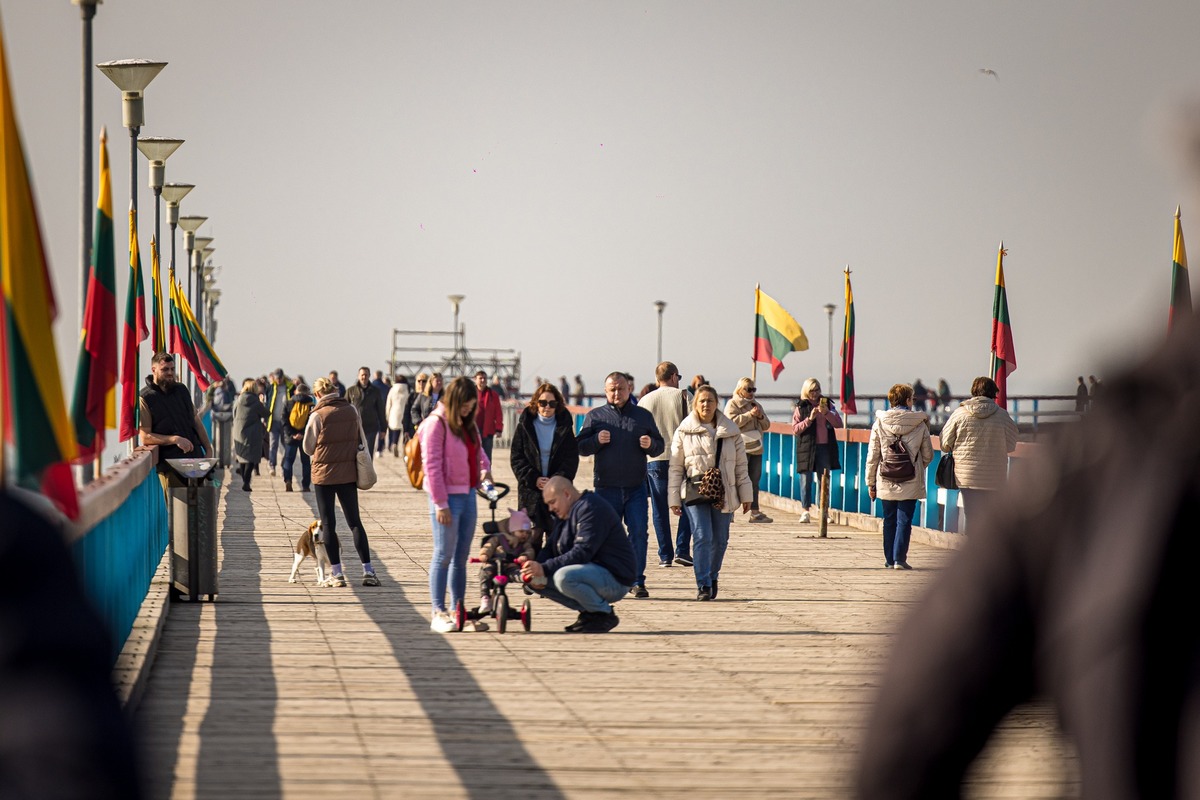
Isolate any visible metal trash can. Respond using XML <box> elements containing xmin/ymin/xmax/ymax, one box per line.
<box><xmin>211</xmin><ymin>410</ymin><xmax>233</xmax><ymax>468</ymax></box>
<box><xmin>166</xmin><ymin>457</ymin><xmax>219</xmax><ymax>602</ymax></box>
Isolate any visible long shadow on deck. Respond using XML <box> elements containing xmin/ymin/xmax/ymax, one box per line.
<box><xmin>194</xmin><ymin>480</ymin><xmax>282</xmax><ymax>799</ymax></box>
<box><xmin>353</xmin><ymin>562</ymin><xmax>565</xmax><ymax>799</ymax></box>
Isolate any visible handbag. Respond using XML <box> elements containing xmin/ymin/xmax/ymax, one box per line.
<box><xmin>684</xmin><ymin>438</ymin><xmax>725</xmax><ymax>509</ymax></box>
<box><xmin>935</xmin><ymin>452</ymin><xmax>958</xmax><ymax>490</ymax></box>
<box><xmin>356</xmin><ymin>418</ymin><xmax>378</xmax><ymax>490</ymax></box>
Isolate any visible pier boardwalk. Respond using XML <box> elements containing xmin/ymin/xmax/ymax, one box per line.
<box><xmin>132</xmin><ymin>453</ymin><xmax>1078</xmax><ymax>799</ymax></box>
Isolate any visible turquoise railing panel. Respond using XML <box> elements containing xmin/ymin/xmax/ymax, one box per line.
<box><xmin>202</xmin><ymin>408</ymin><xmax>213</xmax><ymax>440</ymax></box>
<box><xmin>72</xmin><ymin>466</ymin><xmax>168</xmax><ymax>662</ymax></box>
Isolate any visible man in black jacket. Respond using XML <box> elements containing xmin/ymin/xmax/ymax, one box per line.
<box><xmin>138</xmin><ymin>352</ymin><xmax>211</xmax><ymax>476</ymax></box>
<box><xmin>521</xmin><ymin>477</ymin><xmax>636</xmax><ymax>633</ymax></box>
<box><xmin>576</xmin><ymin>371</ymin><xmax>664</xmax><ymax>598</ymax></box>
<box><xmin>346</xmin><ymin>366</ymin><xmax>385</xmax><ymax>462</ymax></box>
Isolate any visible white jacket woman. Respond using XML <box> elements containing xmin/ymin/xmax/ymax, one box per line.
<box><xmin>865</xmin><ymin>408</ymin><xmax>934</xmax><ymax>502</ymax></box>
<box><xmin>667</xmin><ymin>386</ymin><xmax>752</xmax><ymax>600</ymax></box>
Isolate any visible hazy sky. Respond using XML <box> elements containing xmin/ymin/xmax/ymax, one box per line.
<box><xmin>5</xmin><ymin>1</ymin><xmax>1200</xmax><ymax>401</ymax></box>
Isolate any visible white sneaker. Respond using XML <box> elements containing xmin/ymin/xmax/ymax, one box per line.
<box><xmin>430</xmin><ymin>611</ymin><xmax>456</xmax><ymax>633</ymax></box>
<box><xmin>463</xmin><ymin>619</ymin><xmax>489</xmax><ymax>632</ymax></box>
<box><xmin>478</xmin><ymin>596</ymin><xmax>492</xmax><ymax>614</ymax></box>
<box><xmin>799</xmin><ymin>510</ymin><xmax>811</xmax><ymax>523</ymax></box>
<box><xmin>269</xmin><ymin>467</ymin><xmax>277</xmax><ymax>477</ymax></box>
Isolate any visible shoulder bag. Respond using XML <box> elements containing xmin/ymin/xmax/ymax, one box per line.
<box><xmin>356</xmin><ymin>414</ymin><xmax>378</xmax><ymax>490</ymax></box>
<box><xmin>935</xmin><ymin>452</ymin><xmax>958</xmax><ymax>490</ymax></box>
<box><xmin>682</xmin><ymin>437</ymin><xmax>725</xmax><ymax>509</ymax></box>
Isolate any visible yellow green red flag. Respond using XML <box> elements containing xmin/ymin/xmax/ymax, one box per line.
<box><xmin>753</xmin><ymin>286</ymin><xmax>808</xmax><ymax>380</ymax></box>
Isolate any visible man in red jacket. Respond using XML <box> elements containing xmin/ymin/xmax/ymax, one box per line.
<box><xmin>475</xmin><ymin>370</ymin><xmax>504</xmax><ymax>461</ymax></box>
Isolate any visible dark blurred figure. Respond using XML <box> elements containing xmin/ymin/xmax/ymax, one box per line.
<box><xmin>857</xmin><ymin>320</ymin><xmax>1200</xmax><ymax>799</ymax></box>
<box><xmin>1075</xmin><ymin>375</ymin><xmax>1089</xmax><ymax>413</ymax></box>
<box><xmin>0</xmin><ymin>491</ymin><xmax>142</xmax><ymax>799</ymax></box>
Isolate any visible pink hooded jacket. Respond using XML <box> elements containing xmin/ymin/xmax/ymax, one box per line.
<box><xmin>418</xmin><ymin>404</ymin><xmax>491</xmax><ymax>510</ymax></box>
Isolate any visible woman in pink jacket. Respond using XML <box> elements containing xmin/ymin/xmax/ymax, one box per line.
<box><xmin>418</xmin><ymin>376</ymin><xmax>492</xmax><ymax>633</ymax></box>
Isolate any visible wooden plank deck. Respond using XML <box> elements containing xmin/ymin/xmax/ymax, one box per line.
<box><xmin>134</xmin><ymin>452</ymin><xmax>1078</xmax><ymax>799</ymax></box>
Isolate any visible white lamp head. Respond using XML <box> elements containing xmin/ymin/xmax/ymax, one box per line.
<box><xmin>137</xmin><ymin>137</ymin><xmax>184</xmax><ymax>190</ymax></box>
<box><xmin>96</xmin><ymin>59</ymin><xmax>167</xmax><ymax>128</ymax></box>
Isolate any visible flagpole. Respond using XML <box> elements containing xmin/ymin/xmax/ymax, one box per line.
<box><xmin>750</xmin><ymin>283</ymin><xmax>759</xmax><ymax>384</ymax></box>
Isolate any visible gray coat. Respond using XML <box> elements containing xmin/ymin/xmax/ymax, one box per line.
<box><xmin>232</xmin><ymin>391</ymin><xmax>268</xmax><ymax>464</ymax></box>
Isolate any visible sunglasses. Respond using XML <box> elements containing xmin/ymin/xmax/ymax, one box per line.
<box><xmin>538</xmin><ymin>399</ymin><xmax>558</xmax><ymax>407</ymax></box>
<box><xmin>747</xmin><ymin>387</ymin><xmax>757</xmax><ymax>393</ymax></box>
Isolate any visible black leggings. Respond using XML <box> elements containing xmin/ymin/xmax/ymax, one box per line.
<box><xmin>314</xmin><ymin>482</ymin><xmax>371</xmax><ymax>566</ymax></box>
<box><xmin>746</xmin><ymin>453</ymin><xmax>762</xmax><ymax>511</ymax></box>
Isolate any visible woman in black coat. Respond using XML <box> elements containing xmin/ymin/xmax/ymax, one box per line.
<box><xmin>509</xmin><ymin>383</ymin><xmax>579</xmax><ymax>536</ymax></box>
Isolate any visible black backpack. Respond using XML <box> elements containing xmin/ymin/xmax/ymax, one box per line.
<box><xmin>879</xmin><ymin>434</ymin><xmax>916</xmax><ymax>483</ymax></box>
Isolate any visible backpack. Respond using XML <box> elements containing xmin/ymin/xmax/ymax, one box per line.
<box><xmin>288</xmin><ymin>398</ymin><xmax>313</xmax><ymax>432</ymax></box>
<box><xmin>405</xmin><ymin>416</ymin><xmax>445</xmax><ymax>490</ymax></box>
<box><xmin>879</xmin><ymin>433</ymin><xmax>916</xmax><ymax>483</ymax></box>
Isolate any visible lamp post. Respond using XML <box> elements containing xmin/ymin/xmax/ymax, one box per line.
<box><xmin>136</xmin><ymin>137</ymin><xmax>183</xmax><ymax>348</ymax></box>
<box><xmin>198</xmin><ymin>245</ymin><xmax>214</xmax><ymax>336</ymax></box>
<box><xmin>176</xmin><ymin>216</ymin><xmax>206</xmax><ymax>392</ymax></box>
<box><xmin>73</xmin><ymin>0</ymin><xmax>101</xmax><ymax>327</ymax></box>
<box><xmin>192</xmin><ymin>236</ymin><xmax>212</xmax><ymax>309</ymax></box>
<box><xmin>96</xmin><ymin>59</ymin><xmax>167</xmax><ymax>237</ymax></box>
<box><xmin>448</xmin><ymin>294</ymin><xmax>465</xmax><ymax>375</ymax></box>
<box><xmin>823</xmin><ymin>303</ymin><xmax>836</xmax><ymax>393</ymax></box>
<box><xmin>162</xmin><ymin>182</ymin><xmax>193</xmax><ymax>294</ymax></box>
<box><xmin>653</xmin><ymin>300</ymin><xmax>666</xmax><ymax>364</ymax></box>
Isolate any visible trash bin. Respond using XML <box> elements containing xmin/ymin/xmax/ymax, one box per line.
<box><xmin>166</xmin><ymin>457</ymin><xmax>219</xmax><ymax>602</ymax></box>
<box><xmin>212</xmin><ymin>410</ymin><xmax>233</xmax><ymax>468</ymax></box>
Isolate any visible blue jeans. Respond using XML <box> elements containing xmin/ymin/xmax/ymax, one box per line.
<box><xmin>268</xmin><ymin>427</ymin><xmax>286</xmax><ymax>467</ymax></box>
<box><xmin>428</xmin><ymin>493</ymin><xmax>478</xmax><ymax>613</ymax></box>
<box><xmin>281</xmin><ymin>438</ymin><xmax>310</xmax><ymax>488</ymax></box>
<box><xmin>881</xmin><ymin>499</ymin><xmax>917</xmax><ymax>566</ymax></box>
<box><xmin>481</xmin><ymin>434</ymin><xmax>494</xmax><ymax>462</ymax></box>
<box><xmin>646</xmin><ymin>461</ymin><xmax>692</xmax><ymax>562</ymax></box>
<box><xmin>536</xmin><ymin>563</ymin><xmax>629</xmax><ymax>614</ymax></box>
<box><xmin>684</xmin><ymin>503</ymin><xmax>732</xmax><ymax>589</ymax></box>
<box><xmin>799</xmin><ymin>447</ymin><xmax>835</xmax><ymax>509</ymax></box>
<box><xmin>595</xmin><ymin>484</ymin><xmax>650</xmax><ymax>586</ymax></box>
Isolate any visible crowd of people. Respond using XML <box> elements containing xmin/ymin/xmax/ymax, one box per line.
<box><xmin>196</xmin><ymin>359</ymin><xmax>1025</xmax><ymax>635</ymax></box>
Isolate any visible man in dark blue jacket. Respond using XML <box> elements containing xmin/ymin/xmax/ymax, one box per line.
<box><xmin>521</xmin><ymin>477</ymin><xmax>636</xmax><ymax>633</ymax></box>
<box><xmin>576</xmin><ymin>371</ymin><xmax>665</xmax><ymax>597</ymax></box>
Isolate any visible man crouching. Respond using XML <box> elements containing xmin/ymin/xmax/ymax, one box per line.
<box><xmin>520</xmin><ymin>476</ymin><xmax>636</xmax><ymax>633</ymax></box>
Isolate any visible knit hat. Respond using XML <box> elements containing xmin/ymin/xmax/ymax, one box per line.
<box><xmin>507</xmin><ymin>508</ymin><xmax>532</xmax><ymax>531</ymax></box>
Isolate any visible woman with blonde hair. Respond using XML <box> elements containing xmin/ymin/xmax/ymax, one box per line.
<box><xmin>303</xmin><ymin>377</ymin><xmax>380</xmax><ymax>588</ymax></box>
<box><xmin>419</xmin><ymin>376</ymin><xmax>493</xmax><ymax>632</ymax></box>
<box><xmin>726</xmin><ymin>377</ymin><xmax>772</xmax><ymax>523</ymax></box>
<box><xmin>232</xmin><ymin>378</ymin><xmax>268</xmax><ymax>492</ymax></box>
<box><xmin>865</xmin><ymin>383</ymin><xmax>933</xmax><ymax>569</ymax></box>
<box><xmin>668</xmin><ymin>385</ymin><xmax>753</xmax><ymax>601</ymax></box>
<box><xmin>791</xmin><ymin>377</ymin><xmax>843</xmax><ymax>523</ymax></box>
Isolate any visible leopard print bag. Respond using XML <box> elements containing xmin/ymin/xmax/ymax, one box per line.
<box><xmin>693</xmin><ymin>437</ymin><xmax>725</xmax><ymax>510</ymax></box>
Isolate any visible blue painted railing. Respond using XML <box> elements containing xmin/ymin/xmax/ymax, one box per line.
<box><xmin>68</xmin><ymin>448</ymin><xmax>168</xmax><ymax>662</ymax></box>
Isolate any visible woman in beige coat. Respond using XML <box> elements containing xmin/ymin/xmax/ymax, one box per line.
<box><xmin>725</xmin><ymin>377</ymin><xmax>773</xmax><ymax>523</ymax></box>
<box><xmin>866</xmin><ymin>384</ymin><xmax>933</xmax><ymax>570</ymax></box>
<box><xmin>668</xmin><ymin>386</ymin><xmax>753</xmax><ymax>601</ymax></box>
<box><xmin>939</xmin><ymin>376</ymin><xmax>1018</xmax><ymax>528</ymax></box>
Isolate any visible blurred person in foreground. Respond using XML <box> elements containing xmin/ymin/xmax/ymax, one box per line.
<box><xmin>0</xmin><ymin>491</ymin><xmax>142</xmax><ymax>799</ymax></box>
<box><xmin>856</xmin><ymin>319</ymin><xmax>1200</xmax><ymax>798</ymax></box>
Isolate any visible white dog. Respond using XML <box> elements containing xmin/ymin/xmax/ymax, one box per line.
<box><xmin>289</xmin><ymin>520</ymin><xmax>333</xmax><ymax>586</ymax></box>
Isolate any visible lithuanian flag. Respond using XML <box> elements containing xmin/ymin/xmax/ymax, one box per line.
<box><xmin>990</xmin><ymin>242</ymin><xmax>1017</xmax><ymax>409</ymax></box>
<box><xmin>178</xmin><ymin>281</ymin><xmax>227</xmax><ymax>386</ymax></box>
<box><xmin>150</xmin><ymin>235</ymin><xmax>165</xmax><ymax>352</ymax></box>
<box><xmin>169</xmin><ymin>273</ymin><xmax>208</xmax><ymax>390</ymax></box>
<box><xmin>119</xmin><ymin>206</ymin><xmax>148</xmax><ymax>442</ymax></box>
<box><xmin>71</xmin><ymin>126</ymin><xmax>117</xmax><ymax>462</ymax></box>
<box><xmin>1169</xmin><ymin>206</ymin><xmax>1191</xmax><ymax>332</ymax></box>
<box><xmin>839</xmin><ymin>268</ymin><xmax>857</xmax><ymax>415</ymax></box>
<box><xmin>753</xmin><ymin>286</ymin><xmax>808</xmax><ymax>380</ymax></box>
<box><xmin>0</xmin><ymin>20</ymin><xmax>79</xmax><ymax>517</ymax></box>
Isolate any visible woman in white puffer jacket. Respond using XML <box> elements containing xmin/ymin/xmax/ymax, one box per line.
<box><xmin>668</xmin><ymin>385</ymin><xmax>753</xmax><ymax>601</ymax></box>
<box><xmin>866</xmin><ymin>383</ymin><xmax>933</xmax><ymax>570</ymax></box>
<box><xmin>939</xmin><ymin>376</ymin><xmax>1018</xmax><ymax>528</ymax></box>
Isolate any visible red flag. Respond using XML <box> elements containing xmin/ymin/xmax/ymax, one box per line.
<box><xmin>839</xmin><ymin>267</ymin><xmax>857</xmax><ymax>415</ymax></box>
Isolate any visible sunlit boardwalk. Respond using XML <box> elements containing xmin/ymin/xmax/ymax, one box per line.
<box><xmin>133</xmin><ymin>452</ymin><xmax>1077</xmax><ymax>799</ymax></box>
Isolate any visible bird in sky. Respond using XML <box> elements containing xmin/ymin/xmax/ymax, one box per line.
<box><xmin>978</xmin><ymin>68</ymin><xmax>999</xmax><ymax>80</ymax></box>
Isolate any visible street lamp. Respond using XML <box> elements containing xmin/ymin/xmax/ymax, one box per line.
<box><xmin>199</xmin><ymin>245</ymin><xmax>214</xmax><ymax>334</ymax></box>
<box><xmin>448</xmin><ymin>294</ymin><xmax>465</xmax><ymax>375</ymax></box>
<box><xmin>74</xmin><ymin>0</ymin><xmax>102</xmax><ymax>327</ymax></box>
<box><xmin>192</xmin><ymin>236</ymin><xmax>213</xmax><ymax>310</ymax></box>
<box><xmin>96</xmin><ymin>59</ymin><xmax>167</xmax><ymax>229</ymax></box>
<box><xmin>653</xmin><ymin>300</ymin><xmax>666</xmax><ymax>364</ymax></box>
<box><xmin>137</xmin><ymin>136</ymin><xmax>183</xmax><ymax>345</ymax></box>
<box><xmin>177</xmin><ymin>214</ymin><xmax>206</xmax><ymax>308</ymax></box>
<box><xmin>823</xmin><ymin>303</ymin><xmax>836</xmax><ymax>394</ymax></box>
<box><xmin>162</xmin><ymin>182</ymin><xmax>193</xmax><ymax>293</ymax></box>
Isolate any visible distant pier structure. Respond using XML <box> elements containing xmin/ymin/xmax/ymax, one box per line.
<box><xmin>387</xmin><ymin>294</ymin><xmax>521</xmax><ymax>392</ymax></box>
